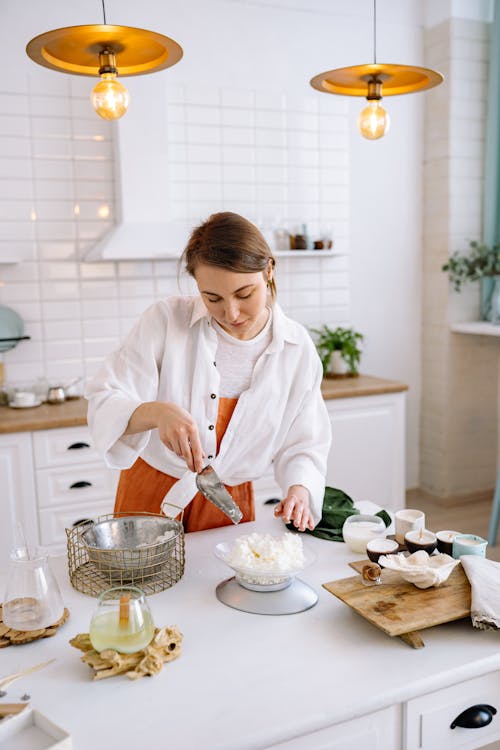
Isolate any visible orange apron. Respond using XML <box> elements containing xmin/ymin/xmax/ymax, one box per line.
<box><xmin>114</xmin><ymin>397</ymin><xmax>255</xmax><ymax>533</ymax></box>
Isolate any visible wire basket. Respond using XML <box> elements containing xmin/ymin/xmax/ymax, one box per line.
<box><xmin>66</xmin><ymin>510</ymin><xmax>185</xmax><ymax>597</ymax></box>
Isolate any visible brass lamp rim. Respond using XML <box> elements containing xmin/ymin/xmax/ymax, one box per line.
<box><xmin>26</xmin><ymin>24</ymin><xmax>183</xmax><ymax>77</ymax></box>
<box><xmin>310</xmin><ymin>63</ymin><xmax>444</xmax><ymax>97</ymax></box>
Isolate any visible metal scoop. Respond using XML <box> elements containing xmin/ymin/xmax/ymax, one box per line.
<box><xmin>196</xmin><ymin>466</ymin><xmax>243</xmax><ymax>524</ymax></box>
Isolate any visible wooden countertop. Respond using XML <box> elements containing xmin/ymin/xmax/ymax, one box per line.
<box><xmin>321</xmin><ymin>373</ymin><xmax>408</xmax><ymax>400</ymax></box>
<box><xmin>0</xmin><ymin>397</ymin><xmax>88</xmax><ymax>434</ymax></box>
<box><xmin>0</xmin><ymin>375</ymin><xmax>408</xmax><ymax>434</ymax></box>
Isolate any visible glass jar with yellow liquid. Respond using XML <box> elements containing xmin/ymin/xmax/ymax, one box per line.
<box><xmin>89</xmin><ymin>586</ymin><xmax>155</xmax><ymax>654</ymax></box>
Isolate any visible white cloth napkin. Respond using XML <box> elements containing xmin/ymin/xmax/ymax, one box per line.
<box><xmin>460</xmin><ymin>555</ymin><xmax>500</xmax><ymax>630</ymax></box>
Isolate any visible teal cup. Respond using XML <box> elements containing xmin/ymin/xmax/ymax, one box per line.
<box><xmin>452</xmin><ymin>534</ymin><xmax>487</xmax><ymax>559</ymax></box>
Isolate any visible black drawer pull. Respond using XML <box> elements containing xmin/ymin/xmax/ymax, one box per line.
<box><xmin>451</xmin><ymin>704</ymin><xmax>497</xmax><ymax>729</ymax></box>
<box><xmin>72</xmin><ymin>518</ymin><xmax>93</xmax><ymax>528</ymax></box>
<box><xmin>69</xmin><ymin>481</ymin><xmax>92</xmax><ymax>489</ymax></box>
<box><xmin>67</xmin><ymin>442</ymin><xmax>90</xmax><ymax>450</ymax></box>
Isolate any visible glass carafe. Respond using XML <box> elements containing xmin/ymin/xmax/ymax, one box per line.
<box><xmin>3</xmin><ymin>555</ymin><xmax>64</xmax><ymax>631</ymax></box>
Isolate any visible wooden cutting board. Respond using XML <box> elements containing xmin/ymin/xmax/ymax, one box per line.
<box><xmin>323</xmin><ymin>561</ymin><xmax>471</xmax><ymax>648</ymax></box>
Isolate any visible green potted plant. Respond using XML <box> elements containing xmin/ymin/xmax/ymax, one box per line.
<box><xmin>442</xmin><ymin>240</ymin><xmax>500</xmax><ymax>322</ymax></box>
<box><xmin>310</xmin><ymin>325</ymin><xmax>364</xmax><ymax>377</ymax></box>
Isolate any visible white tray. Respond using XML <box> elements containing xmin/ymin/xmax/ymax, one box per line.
<box><xmin>0</xmin><ymin>708</ymin><xmax>71</xmax><ymax>749</ymax></box>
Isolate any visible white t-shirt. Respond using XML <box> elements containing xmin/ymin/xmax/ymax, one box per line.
<box><xmin>85</xmin><ymin>296</ymin><xmax>331</xmax><ymax>522</ymax></box>
<box><xmin>212</xmin><ymin>309</ymin><xmax>273</xmax><ymax>398</ymax></box>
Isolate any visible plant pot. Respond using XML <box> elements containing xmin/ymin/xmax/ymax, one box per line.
<box><xmin>327</xmin><ymin>350</ymin><xmax>350</xmax><ymax>376</ymax></box>
<box><xmin>480</xmin><ymin>276</ymin><xmax>500</xmax><ymax>324</ymax></box>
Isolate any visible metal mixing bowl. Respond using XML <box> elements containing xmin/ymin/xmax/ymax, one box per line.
<box><xmin>81</xmin><ymin>515</ymin><xmax>182</xmax><ymax>581</ymax></box>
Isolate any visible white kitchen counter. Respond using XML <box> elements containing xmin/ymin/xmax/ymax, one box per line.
<box><xmin>1</xmin><ymin>509</ymin><xmax>500</xmax><ymax>750</ymax></box>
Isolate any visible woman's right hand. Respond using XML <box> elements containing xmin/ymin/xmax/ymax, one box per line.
<box><xmin>156</xmin><ymin>402</ymin><xmax>205</xmax><ymax>473</ymax></box>
<box><xmin>125</xmin><ymin>401</ymin><xmax>205</xmax><ymax>473</ymax></box>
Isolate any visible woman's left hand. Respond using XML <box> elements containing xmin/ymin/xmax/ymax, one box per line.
<box><xmin>274</xmin><ymin>485</ymin><xmax>315</xmax><ymax>532</ymax></box>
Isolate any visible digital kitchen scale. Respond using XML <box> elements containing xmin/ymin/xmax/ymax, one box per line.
<box><xmin>215</xmin><ymin>576</ymin><xmax>318</xmax><ymax>615</ymax></box>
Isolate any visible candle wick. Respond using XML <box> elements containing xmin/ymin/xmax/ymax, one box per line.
<box><xmin>419</xmin><ymin>528</ymin><xmax>423</xmax><ymax>541</ymax></box>
<box><xmin>119</xmin><ymin>593</ymin><xmax>130</xmax><ymax>626</ymax></box>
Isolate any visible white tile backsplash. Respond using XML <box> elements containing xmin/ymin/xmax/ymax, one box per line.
<box><xmin>41</xmin><ymin>300</ymin><xmax>81</xmax><ymax>320</ymax></box>
<box><xmin>0</xmin><ymin>79</ymin><xmax>351</xmax><ymax>386</ymax></box>
<box><xmin>40</xmin><ymin>281</ymin><xmax>79</xmax><ymax>300</ymax></box>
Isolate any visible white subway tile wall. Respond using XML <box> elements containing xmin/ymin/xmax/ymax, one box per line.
<box><xmin>421</xmin><ymin>18</ymin><xmax>497</xmax><ymax>496</ymax></box>
<box><xmin>0</xmin><ymin>75</ymin><xmax>351</xmax><ymax>386</ymax></box>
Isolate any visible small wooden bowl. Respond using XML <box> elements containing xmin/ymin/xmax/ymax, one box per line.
<box><xmin>404</xmin><ymin>529</ymin><xmax>437</xmax><ymax>555</ymax></box>
<box><xmin>366</xmin><ymin>538</ymin><xmax>399</xmax><ymax>563</ymax></box>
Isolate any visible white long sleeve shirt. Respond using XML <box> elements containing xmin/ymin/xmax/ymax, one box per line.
<box><xmin>85</xmin><ymin>296</ymin><xmax>332</xmax><ymax>522</ymax></box>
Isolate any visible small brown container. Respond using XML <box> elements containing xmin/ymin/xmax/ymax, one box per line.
<box><xmin>405</xmin><ymin>529</ymin><xmax>437</xmax><ymax>555</ymax></box>
<box><xmin>436</xmin><ymin>530</ymin><xmax>459</xmax><ymax>556</ymax></box>
<box><xmin>366</xmin><ymin>537</ymin><xmax>399</xmax><ymax>563</ymax></box>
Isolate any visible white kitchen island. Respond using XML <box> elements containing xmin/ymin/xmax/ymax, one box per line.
<box><xmin>1</xmin><ymin>510</ymin><xmax>500</xmax><ymax>750</ymax></box>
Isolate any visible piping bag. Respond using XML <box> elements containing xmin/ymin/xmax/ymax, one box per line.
<box><xmin>196</xmin><ymin>466</ymin><xmax>243</xmax><ymax>524</ymax></box>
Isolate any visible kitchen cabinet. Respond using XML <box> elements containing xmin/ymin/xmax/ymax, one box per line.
<box><xmin>254</xmin><ymin>385</ymin><xmax>406</xmax><ymax>511</ymax></box>
<box><xmin>33</xmin><ymin>426</ymin><xmax>119</xmax><ymax>548</ymax></box>
<box><xmin>0</xmin><ymin>425</ymin><xmax>117</xmax><ymax>557</ymax></box>
<box><xmin>266</xmin><ymin>706</ymin><xmax>401</xmax><ymax>749</ymax></box>
<box><xmin>405</xmin><ymin>671</ymin><xmax>500</xmax><ymax>750</ymax></box>
<box><xmin>324</xmin><ymin>391</ymin><xmax>406</xmax><ymax>510</ymax></box>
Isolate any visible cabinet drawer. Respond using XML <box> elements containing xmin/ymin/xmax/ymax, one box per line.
<box><xmin>406</xmin><ymin>670</ymin><xmax>500</xmax><ymax>750</ymax></box>
<box><xmin>33</xmin><ymin>427</ymin><xmax>99</xmax><ymax>468</ymax></box>
<box><xmin>39</xmin><ymin>499</ymin><xmax>114</xmax><ymax>547</ymax></box>
<box><xmin>266</xmin><ymin>706</ymin><xmax>400</xmax><ymax>750</ymax></box>
<box><xmin>35</xmin><ymin>463</ymin><xmax>119</xmax><ymax>508</ymax></box>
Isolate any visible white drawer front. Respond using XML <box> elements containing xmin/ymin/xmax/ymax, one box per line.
<box><xmin>39</xmin><ymin>499</ymin><xmax>114</xmax><ymax>547</ymax></box>
<box><xmin>266</xmin><ymin>706</ymin><xmax>400</xmax><ymax>750</ymax></box>
<box><xmin>36</xmin><ymin>463</ymin><xmax>119</xmax><ymax>508</ymax></box>
<box><xmin>33</xmin><ymin>426</ymin><xmax>99</xmax><ymax>468</ymax></box>
<box><xmin>406</xmin><ymin>671</ymin><xmax>500</xmax><ymax>750</ymax></box>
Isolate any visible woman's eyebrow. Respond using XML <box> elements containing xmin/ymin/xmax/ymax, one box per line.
<box><xmin>201</xmin><ymin>284</ymin><xmax>254</xmax><ymax>295</ymax></box>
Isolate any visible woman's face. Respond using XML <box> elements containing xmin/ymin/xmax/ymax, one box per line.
<box><xmin>194</xmin><ymin>264</ymin><xmax>271</xmax><ymax>340</ymax></box>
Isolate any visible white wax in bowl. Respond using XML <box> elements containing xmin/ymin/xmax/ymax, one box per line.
<box><xmin>457</xmin><ymin>538</ymin><xmax>483</xmax><ymax>546</ymax></box>
<box><xmin>366</xmin><ymin>538</ymin><xmax>399</xmax><ymax>553</ymax></box>
<box><xmin>405</xmin><ymin>530</ymin><xmax>437</xmax><ymax>545</ymax></box>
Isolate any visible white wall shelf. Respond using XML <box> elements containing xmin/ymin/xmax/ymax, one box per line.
<box><xmin>451</xmin><ymin>321</ymin><xmax>500</xmax><ymax>337</ymax></box>
<box><xmin>274</xmin><ymin>250</ymin><xmax>339</xmax><ymax>258</ymax></box>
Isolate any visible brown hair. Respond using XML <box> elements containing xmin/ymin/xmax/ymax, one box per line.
<box><xmin>181</xmin><ymin>212</ymin><xmax>277</xmax><ymax>299</ymax></box>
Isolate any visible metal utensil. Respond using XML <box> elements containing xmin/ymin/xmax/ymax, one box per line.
<box><xmin>195</xmin><ymin>466</ymin><xmax>243</xmax><ymax>524</ymax></box>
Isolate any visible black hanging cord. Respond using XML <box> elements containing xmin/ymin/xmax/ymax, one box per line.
<box><xmin>101</xmin><ymin>0</ymin><xmax>107</xmax><ymax>25</ymax></box>
<box><xmin>373</xmin><ymin>0</ymin><xmax>377</xmax><ymax>64</ymax></box>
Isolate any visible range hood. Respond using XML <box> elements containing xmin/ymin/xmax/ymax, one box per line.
<box><xmin>84</xmin><ymin>76</ymin><xmax>191</xmax><ymax>261</ymax></box>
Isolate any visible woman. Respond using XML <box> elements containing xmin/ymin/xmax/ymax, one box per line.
<box><xmin>86</xmin><ymin>212</ymin><xmax>331</xmax><ymax>533</ymax></box>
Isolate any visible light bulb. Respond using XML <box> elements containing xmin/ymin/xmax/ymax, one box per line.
<box><xmin>91</xmin><ymin>73</ymin><xmax>130</xmax><ymax>120</ymax></box>
<box><xmin>358</xmin><ymin>101</ymin><xmax>390</xmax><ymax>140</ymax></box>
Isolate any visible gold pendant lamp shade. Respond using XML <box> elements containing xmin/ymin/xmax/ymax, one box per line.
<box><xmin>310</xmin><ymin>3</ymin><xmax>444</xmax><ymax>140</ymax></box>
<box><xmin>26</xmin><ymin>16</ymin><xmax>183</xmax><ymax>120</ymax></box>
<box><xmin>310</xmin><ymin>63</ymin><xmax>444</xmax><ymax>98</ymax></box>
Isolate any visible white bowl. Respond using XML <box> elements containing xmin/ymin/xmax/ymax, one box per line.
<box><xmin>214</xmin><ymin>539</ymin><xmax>315</xmax><ymax>592</ymax></box>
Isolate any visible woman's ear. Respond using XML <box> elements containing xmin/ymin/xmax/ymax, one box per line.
<box><xmin>267</xmin><ymin>258</ymin><xmax>274</xmax><ymax>281</ymax></box>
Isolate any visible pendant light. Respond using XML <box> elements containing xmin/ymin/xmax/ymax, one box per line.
<box><xmin>26</xmin><ymin>1</ymin><xmax>183</xmax><ymax>120</ymax></box>
<box><xmin>310</xmin><ymin>0</ymin><xmax>443</xmax><ymax>140</ymax></box>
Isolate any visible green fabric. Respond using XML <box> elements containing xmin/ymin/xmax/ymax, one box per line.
<box><xmin>286</xmin><ymin>486</ymin><xmax>391</xmax><ymax>541</ymax></box>
<box><xmin>483</xmin><ymin>4</ymin><xmax>500</xmax><ymax>246</ymax></box>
